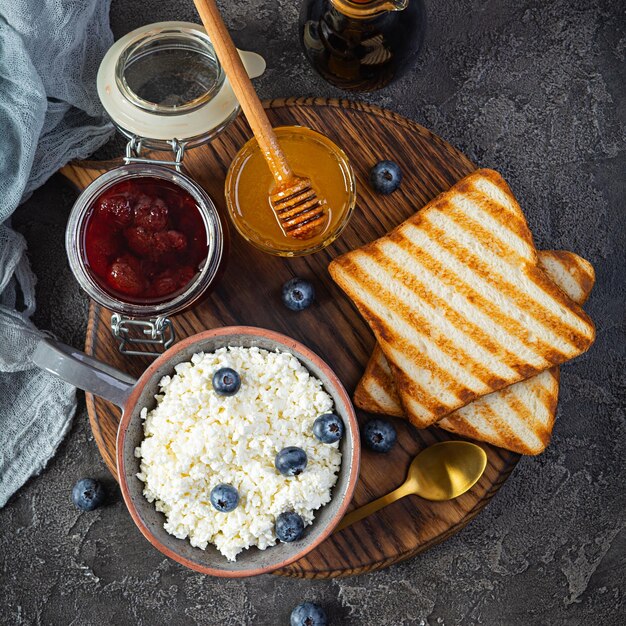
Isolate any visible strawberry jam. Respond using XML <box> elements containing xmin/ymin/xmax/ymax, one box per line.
<box><xmin>83</xmin><ymin>177</ymin><xmax>208</xmax><ymax>303</ymax></box>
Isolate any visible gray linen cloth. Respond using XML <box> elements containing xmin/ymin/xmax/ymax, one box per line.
<box><xmin>0</xmin><ymin>0</ymin><xmax>115</xmax><ymax>506</ymax></box>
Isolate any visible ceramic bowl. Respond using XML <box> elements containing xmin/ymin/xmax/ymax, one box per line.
<box><xmin>33</xmin><ymin>326</ymin><xmax>360</xmax><ymax>576</ymax></box>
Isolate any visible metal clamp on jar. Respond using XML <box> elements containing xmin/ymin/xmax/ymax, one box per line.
<box><xmin>65</xmin><ymin>22</ymin><xmax>265</xmax><ymax>356</ymax></box>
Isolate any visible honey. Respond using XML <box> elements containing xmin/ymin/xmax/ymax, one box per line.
<box><xmin>225</xmin><ymin>126</ymin><xmax>356</xmax><ymax>256</ymax></box>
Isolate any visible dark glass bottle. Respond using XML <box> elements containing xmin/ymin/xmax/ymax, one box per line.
<box><xmin>299</xmin><ymin>0</ymin><xmax>426</xmax><ymax>91</ymax></box>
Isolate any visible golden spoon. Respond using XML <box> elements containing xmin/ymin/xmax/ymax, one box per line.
<box><xmin>335</xmin><ymin>441</ymin><xmax>488</xmax><ymax>533</ymax></box>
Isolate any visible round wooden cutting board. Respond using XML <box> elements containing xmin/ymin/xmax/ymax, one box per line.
<box><xmin>61</xmin><ymin>98</ymin><xmax>519</xmax><ymax>579</ymax></box>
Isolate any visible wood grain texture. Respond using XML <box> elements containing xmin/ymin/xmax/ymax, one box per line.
<box><xmin>62</xmin><ymin>98</ymin><xmax>519</xmax><ymax>579</ymax></box>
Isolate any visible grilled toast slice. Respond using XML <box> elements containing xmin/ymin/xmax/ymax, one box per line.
<box><xmin>329</xmin><ymin>169</ymin><xmax>596</xmax><ymax>428</ymax></box>
<box><xmin>354</xmin><ymin>250</ymin><xmax>596</xmax><ymax>454</ymax></box>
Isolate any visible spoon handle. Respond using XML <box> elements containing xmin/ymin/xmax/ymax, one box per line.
<box><xmin>334</xmin><ymin>481</ymin><xmax>415</xmax><ymax>533</ymax></box>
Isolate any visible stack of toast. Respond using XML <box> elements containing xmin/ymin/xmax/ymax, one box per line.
<box><xmin>329</xmin><ymin>169</ymin><xmax>596</xmax><ymax>455</ymax></box>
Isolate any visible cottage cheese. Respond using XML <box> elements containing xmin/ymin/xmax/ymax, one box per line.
<box><xmin>135</xmin><ymin>346</ymin><xmax>342</xmax><ymax>561</ymax></box>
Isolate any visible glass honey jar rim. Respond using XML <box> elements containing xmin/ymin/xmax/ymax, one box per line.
<box><xmin>224</xmin><ymin>126</ymin><xmax>357</xmax><ymax>257</ymax></box>
<box><xmin>66</xmin><ymin>164</ymin><xmax>226</xmax><ymax>319</ymax></box>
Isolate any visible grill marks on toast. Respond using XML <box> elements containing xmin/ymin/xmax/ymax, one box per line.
<box><xmin>329</xmin><ymin>168</ymin><xmax>596</xmax><ymax>428</ymax></box>
<box><xmin>353</xmin><ymin>345</ymin><xmax>403</xmax><ymax>417</ymax></box>
<box><xmin>354</xmin><ymin>344</ymin><xmax>405</xmax><ymax>417</ymax></box>
<box><xmin>416</xmin><ymin>215</ymin><xmax>592</xmax><ymax>352</ymax></box>
<box><xmin>418</xmin><ymin>205</ymin><xmax>594</xmax><ymax>350</ymax></box>
<box><xmin>353</xmin><ymin>251</ymin><xmax>593</xmax><ymax>455</ymax></box>
<box><xmin>536</xmin><ymin>250</ymin><xmax>596</xmax><ymax>308</ymax></box>
<box><xmin>333</xmin><ymin>259</ymin><xmax>466</xmax><ymax>417</ymax></box>
<box><xmin>381</xmin><ymin>236</ymin><xmax>554</xmax><ymax>372</ymax></box>
<box><xmin>395</xmin><ymin>223</ymin><xmax>571</xmax><ymax>367</ymax></box>
<box><xmin>346</xmin><ymin>252</ymin><xmax>518</xmax><ymax>390</ymax></box>
<box><xmin>368</xmin><ymin>244</ymin><xmax>526</xmax><ymax>371</ymax></box>
<box><xmin>449</xmin><ymin>193</ymin><xmax>535</xmax><ymax>262</ymax></box>
<box><xmin>439</xmin><ymin>369</ymin><xmax>559</xmax><ymax>455</ymax></box>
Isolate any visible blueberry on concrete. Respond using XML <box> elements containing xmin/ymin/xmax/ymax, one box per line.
<box><xmin>290</xmin><ymin>601</ymin><xmax>328</xmax><ymax>626</ymax></box>
<box><xmin>72</xmin><ymin>478</ymin><xmax>106</xmax><ymax>511</ymax></box>
<box><xmin>275</xmin><ymin>511</ymin><xmax>305</xmax><ymax>543</ymax></box>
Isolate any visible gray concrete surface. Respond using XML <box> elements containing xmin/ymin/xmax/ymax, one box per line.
<box><xmin>2</xmin><ymin>0</ymin><xmax>625</xmax><ymax>624</ymax></box>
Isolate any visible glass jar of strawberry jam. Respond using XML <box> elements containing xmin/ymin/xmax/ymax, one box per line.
<box><xmin>64</xmin><ymin>22</ymin><xmax>265</xmax><ymax>355</ymax></box>
<box><xmin>66</xmin><ymin>165</ymin><xmax>227</xmax><ymax>354</ymax></box>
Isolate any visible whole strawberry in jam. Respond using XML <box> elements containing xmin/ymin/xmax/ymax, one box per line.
<box><xmin>134</xmin><ymin>195</ymin><xmax>168</xmax><ymax>232</ymax></box>
<box><xmin>152</xmin><ymin>269</ymin><xmax>178</xmax><ymax>297</ymax></box>
<box><xmin>153</xmin><ymin>230</ymin><xmax>187</xmax><ymax>256</ymax></box>
<box><xmin>96</xmin><ymin>194</ymin><xmax>133</xmax><ymax>227</ymax></box>
<box><xmin>124</xmin><ymin>226</ymin><xmax>154</xmax><ymax>258</ymax></box>
<box><xmin>87</xmin><ymin>229</ymin><xmax>122</xmax><ymax>276</ymax></box>
<box><xmin>83</xmin><ymin>177</ymin><xmax>208</xmax><ymax>303</ymax></box>
<box><xmin>108</xmin><ymin>254</ymin><xmax>146</xmax><ymax>297</ymax></box>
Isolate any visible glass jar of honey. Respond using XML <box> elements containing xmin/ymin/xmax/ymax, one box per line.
<box><xmin>64</xmin><ymin>22</ymin><xmax>265</xmax><ymax>355</ymax></box>
<box><xmin>225</xmin><ymin>126</ymin><xmax>356</xmax><ymax>256</ymax></box>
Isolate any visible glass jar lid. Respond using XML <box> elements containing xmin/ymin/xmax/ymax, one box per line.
<box><xmin>97</xmin><ymin>21</ymin><xmax>266</xmax><ymax>149</ymax></box>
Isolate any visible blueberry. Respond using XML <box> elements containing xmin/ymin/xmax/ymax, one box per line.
<box><xmin>290</xmin><ymin>602</ymin><xmax>328</xmax><ymax>626</ymax></box>
<box><xmin>72</xmin><ymin>478</ymin><xmax>106</xmax><ymax>511</ymax></box>
<box><xmin>212</xmin><ymin>367</ymin><xmax>241</xmax><ymax>396</ymax></box>
<box><xmin>276</xmin><ymin>511</ymin><xmax>305</xmax><ymax>543</ymax></box>
<box><xmin>282</xmin><ymin>278</ymin><xmax>315</xmax><ymax>311</ymax></box>
<box><xmin>363</xmin><ymin>419</ymin><xmax>397</xmax><ymax>453</ymax></box>
<box><xmin>210</xmin><ymin>484</ymin><xmax>239</xmax><ymax>512</ymax></box>
<box><xmin>275</xmin><ymin>446</ymin><xmax>308</xmax><ymax>476</ymax></box>
<box><xmin>369</xmin><ymin>160</ymin><xmax>403</xmax><ymax>195</ymax></box>
<box><xmin>313</xmin><ymin>413</ymin><xmax>344</xmax><ymax>444</ymax></box>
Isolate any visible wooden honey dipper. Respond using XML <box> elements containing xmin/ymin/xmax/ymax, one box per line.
<box><xmin>193</xmin><ymin>0</ymin><xmax>328</xmax><ymax>240</ymax></box>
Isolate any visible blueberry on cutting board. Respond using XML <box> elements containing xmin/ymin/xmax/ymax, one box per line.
<box><xmin>290</xmin><ymin>602</ymin><xmax>328</xmax><ymax>626</ymax></box>
<box><xmin>369</xmin><ymin>160</ymin><xmax>403</xmax><ymax>194</ymax></box>
<box><xmin>72</xmin><ymin>478</ymin><xmax>106</xmax><ymax>511</ymax></box>
<box><xmin>363</xmin><ymin>418</ymin><xmax>397</xmax><ymax>453</ymax></box>
<box><xmin>282</xmin><ymin>278</ymin><xmax>315</xmax><ymax>311</ymax></box>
